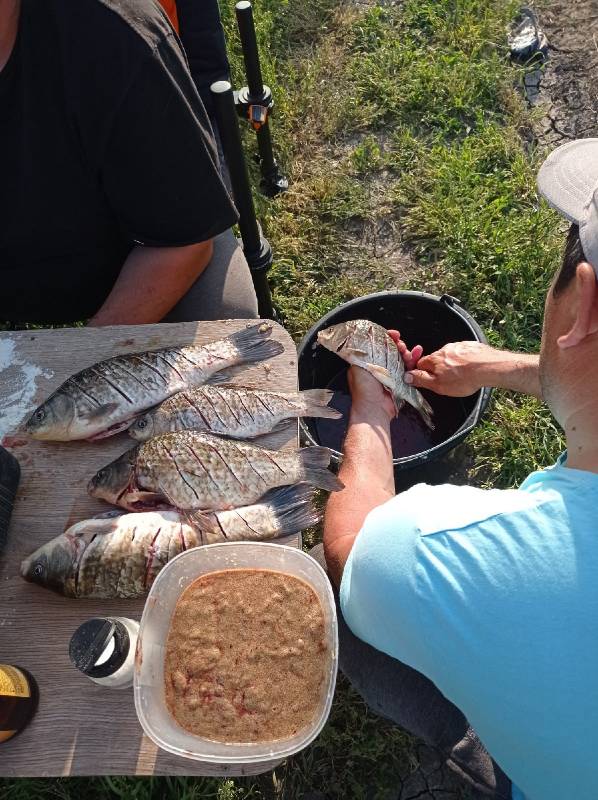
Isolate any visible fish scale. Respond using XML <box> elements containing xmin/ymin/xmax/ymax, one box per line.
<box><xmin>128</xmin><ymin>385</ymin><xmax>341</xmax><ymax>441</ymax></box>
<box><xmin>317</xmin><ymin>319</ymin><xmax>434</xmax><ymax>428</ymax></box>
<box><xmin>24</xmin><ymin>323</ymin><xmax>284</xmax><ymax>441</ymax></box>
<box><xmin>88</xmin><ymin>430</ymin><xmax>343</xmax><ymax>512</ymax></box>
<box><xmin>139</xmin><ymin>432</ymin><xmax>292</xmax><ymax>510</ymax></box>
<box><xmin>20</xmin><ymin>486</ymin><xmax>322</xmax><ymax>598</ymax></box>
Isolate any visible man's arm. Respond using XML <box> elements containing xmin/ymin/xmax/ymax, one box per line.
<box><xmin>323</xmin><ymin>367</ymin><xmax>396</xmax><ymax>587</ymax></box>
<box><xmin>405</xmin><ymin>341</ymin><xmax>541</xmax><ymax>399</ymax></box>
<box><xmin>88</xmin><ymin>241</ymin><xmax>213</xmax><ymax>326</ymax></box>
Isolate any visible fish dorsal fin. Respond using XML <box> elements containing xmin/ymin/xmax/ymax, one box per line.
<box><xmin>184</xmin><ymin>510</ymin><xmax>221</xmax><ymax>534</ymax></box>
<box><xmin>66</xmin><ymin>516</ymin><xmax>121</xmax><ymax>543</ymax></box>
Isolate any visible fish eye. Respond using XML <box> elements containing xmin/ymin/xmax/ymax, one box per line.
<box><xmin>96</xmin><ymin>469</ymin><xmax>107</xmax><ymax>482</ymax></box>
<box><xmin>33</xmin><ymin>563</ymin><xmax>44</xmax><ymax>578</ymax></box>
<box><xmin>137</xmin><ymin>419</ymin><xmax>147</xmax><ymax>429</ymax></box>
<box><xmin>35</xmin><ymin>408</ymin><xmax>46</xmax><ymax>422</ymax></box>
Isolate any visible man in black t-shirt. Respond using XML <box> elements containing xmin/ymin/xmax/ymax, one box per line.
<box><xmin>0</xmin><ymin>0</ymin><xmax>258</xmax><ymax>326</ymax></box>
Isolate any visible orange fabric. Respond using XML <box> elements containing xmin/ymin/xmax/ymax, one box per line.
<box><xmin>158</xmin><ymin>0</ymin><xmax>179</xmax><ymax>32</ymax></box>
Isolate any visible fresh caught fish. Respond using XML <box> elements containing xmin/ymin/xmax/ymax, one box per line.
<box><xmin>24</xmin><ymin>323</ymin><xmax>284</xmax><ymax>442</ymax></box>
<box><xmin>128</xmin><ymin>386</ymin><xmax>341</xmax><ymax>442</ymax></box>
<box><xmin>88</xmin><ymin>431</ymin><xmax>343</xmax><ymax>513</ymax></box>
<box><xmin>317</xmin><ymin>319</ymin><xmax>434</xmax><ymax>428</ymax></box>
<box><xmin>20</xmin><ymin>485</ymin><xmax>319</xmax><ymax>599</ymax></box>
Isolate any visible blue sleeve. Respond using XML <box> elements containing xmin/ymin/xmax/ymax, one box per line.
<box><xmin>339</xmin><ymin>487</ymin><xmax>434</xmax><ymax>674</ymax></box>
<box><xmin>339</xmin><ymin>482</ymin><xmax>538</xmax><ymax>678</ymax></box>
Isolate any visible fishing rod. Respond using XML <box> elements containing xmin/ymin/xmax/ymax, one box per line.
<box><xmin>211</xmin><ymin>80</ymin><xmax>275</xmax><ymax>320</ymax></box>
<box><xmin>234</xmin><ymin>0</ymin><xmax>288</xmax><ymax>198</ymax></box>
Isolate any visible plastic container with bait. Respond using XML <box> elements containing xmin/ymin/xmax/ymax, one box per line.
<box><xmin>134</xmin><ymin>542</ymin><xmax>338</xmax><ymax>764</ymax></box>
<box><xmin>69</xmin><ymin>617</ymin><xmax>139</xmax><ymax>689</ymax></box>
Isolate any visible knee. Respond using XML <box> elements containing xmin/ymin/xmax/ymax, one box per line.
<box><xmin>308</xmin><ymin>543</ymin><xmax>327</xmax><ymax>572</ymax></box>
<box><xmin>215</xmin><ymin>231</ymin><xmax>258</xmax><ymax>319</ymax></box>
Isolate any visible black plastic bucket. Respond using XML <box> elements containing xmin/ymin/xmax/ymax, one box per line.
<box><xmin>297</xmin><ymin>291</ymin><xmax>491</xmax><ymax>485</ymax></box>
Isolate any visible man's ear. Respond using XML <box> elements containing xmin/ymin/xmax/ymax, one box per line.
<box><xmin>557</xmin><ymin>263</ymin><xmax>598</xmax><ymax>349</ymax></box>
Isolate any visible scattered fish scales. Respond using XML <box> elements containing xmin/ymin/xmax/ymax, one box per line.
<box><xmin>20</xmin><ymin>485</ymin><xmax>319</xmax><ymax>599</ymax></box>
<box><xmin>317</xmin><ymin>319</ymin><xmax>434</xmax><ymax>428</ymax></box>
<box><xmin>128</xmin><ymin>386</ymin><xmax>341</xmax><ymax>441</ymax></box>
<box><xmin>88</xmin><ymin>430</ymin><xmax>343</xmax><ymax>512</ymax></box>
<box><xmin>24</xmin><ymin>323</ymin><xmax>283</xmax><ymax>441</ymax></box>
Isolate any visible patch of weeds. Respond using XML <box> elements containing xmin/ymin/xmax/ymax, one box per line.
<box><xmin>350</xmin><ymin>2</ymin><xmax>515</xmax><ymax>136</ymax></box>
<box><xmin>275</xmin><ymin>674</ymin><xmax>415</xmax><ymax>800</ymax></box>
<box><xmin>350</xmin><ymin>135</ymin><xmax>384</xmax><ymax>174</ymax></box>
<box><xmin>472</xmin><ymin>395</ymin><xmax>564</xmax><ymax>488</ymax></box>
<box><xmin>392</xmin><ymin>124</ymin><xmax>562</xmax><ymax>350</ymax></box>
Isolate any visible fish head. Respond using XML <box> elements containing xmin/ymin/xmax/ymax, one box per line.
<box><xmin>128</xmin><ymin>413</ymin><xmax>156</xmax><ymax>442</ymax></box>
<box><xmin>88</xmin><ymin>447</ymin><xmax>138</xmax><ymax>506</ymax></box>
<box><xmin>317</xmin><ymin>322</ymin><xmax>357</xmax><ymax>354</ymax></box>
<box><xmin>20</xmin><ymin>536</ymin><xmax>75</xmax><ymax>595</ymax></box>
<box><xmin>24</xmin><ymin>393</ymin><xmax>76</xmax><ymax>440</ymax></box>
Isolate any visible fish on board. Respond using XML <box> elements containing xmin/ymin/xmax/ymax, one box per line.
<box><xmin>23</xmin><ymin>323</ymin><xmax>284</xmax><ymax>442</ymax></box>
<box><xmin>20</xmin><ymin>485</ymin><xmax>319</xmax><ymax>599</ymax></box>
<box><xmin>317</xmin><ymin>319</ymin><xmax>434</xmax><ymax>428</ymax></box>
<box><xmin>88</xmin><ymin>431</ymin><xmax>343</xmax><ymax>514</ymax></box>
<box><xmin>128</xmin><ymin>386</ymin><xmax>342</xmax><ymax>442</ymax></box>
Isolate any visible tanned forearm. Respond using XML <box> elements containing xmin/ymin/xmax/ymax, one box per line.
<box><xmin>407</xmin><ymin>342</ymin><xmax>542</xmax><ymax>400</ymax></box>
<box><xmin>479</xmin><ymin>351</ymin><xmax>541</xmax><ymax>398</ymax></box>
<box><xmin>323</xmin><ymin>402</ymin><xmax>394</xmax><ymax>587</ymax></box>
<box><xmin>88</xmin><ymin>240</ymin><xmax>213</xmax><ymax>326</ymax></box>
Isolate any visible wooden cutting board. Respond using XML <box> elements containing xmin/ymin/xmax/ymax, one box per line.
<box><xmin>0</xmin><ymin>320</ymin><xmax>299</xmax><ymax>777</ymax></box>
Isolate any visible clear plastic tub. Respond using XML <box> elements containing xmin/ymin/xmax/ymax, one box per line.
<box><xmin>134</xmin><ymin>542</ymin><xmax>338</xmax><ymax>764</ymax></box>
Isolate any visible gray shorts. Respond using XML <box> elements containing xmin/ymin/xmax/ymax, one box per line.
<box><xmin>162</xmin><ymin>228</ymin><xmax>258</xmax><ymax>322</ymax></box>
<box><xmin>310</xmin><ymin>544</ymin><xmax>513</xmax><ymax>799</ymax></box>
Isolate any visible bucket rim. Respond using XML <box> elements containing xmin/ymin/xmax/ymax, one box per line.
<box><xmin>297</xmin><ymin>289</ymin><xmax>487</xmax><ymax>354</ymax></box>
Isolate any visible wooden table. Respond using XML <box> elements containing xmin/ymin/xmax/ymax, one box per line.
<box><xmin>0</xmin><ymin>320</ymin><xmax>298</xmax><ymax>777</ymax></box>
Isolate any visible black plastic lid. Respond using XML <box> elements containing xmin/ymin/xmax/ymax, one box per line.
<box><xmin>69</xmin><ymin>618</ymin><xmax>130</xmax><ymax>679</ymax></box>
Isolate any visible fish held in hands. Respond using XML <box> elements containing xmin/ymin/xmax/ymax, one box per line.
<box><xmin>24</xmin><ymin>323</ymin><xmax>284</xmax><ymax>442</ymax></box>
<box><xmin>20</xmin><ymin>485</ymin><xmax>319</xmax><ymax>598</ymax></box>
<box><xmin>317</xmin><ymin>319</ymin><xmax>434</xmax><ymax>428</ymax></box>
<box><xmin>128</xmin><ymin>386</ymin><xmax>341</xmax><ymax>441</ymax></box>
<box><xmin>88</xmin><ymin>431</ymin><xmax>343</xmax><ymax>512</ymax></box>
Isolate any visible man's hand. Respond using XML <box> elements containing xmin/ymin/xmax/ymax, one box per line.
<box><xmin>404</xmin><ymin>341</ymin><xmax>542</xmax><ymax>400</ymax></box>
<box><xmin>347</xmin><ymin>329</ymin><xmax>424</xmax><ymax>419</ymax></box>
<box><xmin>388</xmin><ymin>329</ymin><xmax>423</xmax><ymax>371</ymax></box>
<box><xmin>404</xmin><ymin>341</ymin><xmax>493</xmax><ymax>397</ymax></box>
<box><xmin>348</xmin><ymin>367</ymin><xmax>396</xmax><ymax>420</ymax></box>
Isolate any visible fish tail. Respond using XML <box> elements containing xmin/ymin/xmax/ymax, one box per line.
<box><xmin>298</xmin><ymin>389</ymin><xmax>342</xmax><ymax>420</ymax></box>
<box><xmin>418</xmin><ymin>395</ymin><xmax>435</xmax><ymax>430</ymax></box>
<box><xmin>229</xmin><ymin>323</ymin><xmax>285</xmax><ymax>364</ymax></box>
<box><xmin>300</xmin><ymin>446</ymin><xmax>344</xmax><ymax>492</ymax></box>
<box><xmin>262</xmin><ymin>484</ymin><xmax>321</xmax><ymax>535</ymax></box>
<box><xmin>404</xmin><ymin>389</ymin><xmax>435</xmax><ymax>430</ymax></box>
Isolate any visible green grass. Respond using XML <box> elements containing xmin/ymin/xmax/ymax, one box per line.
<box><xmin>2</xmin><ymin>0</ymin><xmax>567</xmax><ymax>796</ymax></box>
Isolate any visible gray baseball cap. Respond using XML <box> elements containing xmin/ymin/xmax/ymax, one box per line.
<box><xmin>537</xmin><ymin>138</ymin><xmax>598</xmax><ymax>271</ymax></box>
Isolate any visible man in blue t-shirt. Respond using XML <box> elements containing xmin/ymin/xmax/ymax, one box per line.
<box><xmin>320</xmin><ymin>139</ymin><xmax>598</xmax><ymax>800</ymax></box>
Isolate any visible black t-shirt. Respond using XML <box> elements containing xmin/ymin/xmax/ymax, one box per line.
<box><xmin>0</xmin><ymin>0</ymin><xmax>237</xmax><ymax>324</ymax></box>
<box><xmin>176</xmin><ymin>0</ymin><xmax>230</xmax><ymax>116</ymax></box>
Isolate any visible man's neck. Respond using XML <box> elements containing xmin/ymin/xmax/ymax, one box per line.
<box><xmin>0</xmin><ymin>0</ymin><xmax>20</xmax><ymax>73</ymax></box>
<box><xmin>563</xmin><ymin>407</ymin><xmax>598</xmax><ymax>473</ymax></box>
